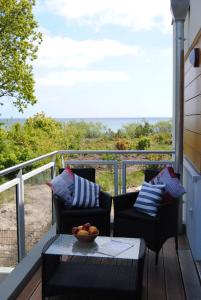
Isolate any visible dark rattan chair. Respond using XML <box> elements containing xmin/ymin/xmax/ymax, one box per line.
<box><xmin>113</xmin><ymin>169</ymin><xmax>179</xmax><ymax>264</ymax></box>
<box><xmin>53</xmin><ymin>168</ymin><xmax>112</xmax><ymax>236</ymax></box>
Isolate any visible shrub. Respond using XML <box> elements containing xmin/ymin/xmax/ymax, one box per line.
<box><xmin>136</xmin><ymin>137</ymin><xmax>151</xmax><ymax>150</ymax></box>
<box><xmin>116</xmin><ymin>139</ymin><xmax>129</xmax><ymax>150</ymax></box>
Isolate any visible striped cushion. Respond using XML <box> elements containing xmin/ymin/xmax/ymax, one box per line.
<box><xmin>134</xmin><ymin>182</ymin><xmax>165</xmax><ymax>217</ymax></box>
<box><xmin>47</xmin><ymin>167</ymin><xmax>74</xmax><ymax>207</ymax></box>
<box><xmin>72</xmin><ymin>174</ymin><xmax>100</xmax><ymax>208</ymax></box>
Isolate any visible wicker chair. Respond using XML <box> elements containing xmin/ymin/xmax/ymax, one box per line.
<box><xmin>113</xmin><ymin>169</ymin><xmax>179</xmax><ymax>264</ymax></box>
<box><xmin>53</xmin><ymin>168</ymin><xmax>112</xmax><ymax>236</ymax></box>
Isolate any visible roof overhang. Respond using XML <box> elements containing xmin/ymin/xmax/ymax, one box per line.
<box><xmin>171</xmin><ymin>0</ymin><xmax>190</xmax><ymax>21</ymax></box>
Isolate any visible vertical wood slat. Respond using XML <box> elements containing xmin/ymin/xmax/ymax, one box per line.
<box><xmin>147</xmin><ymin>250</ymin><xmax>166</xmax><ymax>300</ymax></box>
<box><xmin>16</xmin><ymin>267</ymin><xmax>42</xmax><ymax>300</ymax></box>
<box><xmin>163</xmin><ymin>238</ymin><xmax>186</xmax><ymax>300</ymax></box>
<box><xmin>141</xmin><ymin>248</ymin><xmax>148</xmax><ymax>300</ymax></box>
<box><xmin>178</xmin><ymin>234</ymin><xmax>190</xmax><ymax>250</ymax></box>
<box><xmin>178</xmin><ymin>250</ymin><xmax>201</xmax><ymax>300</ymax></box>
<box><xmin>29</xmin><ymin>282</ymin><xmax>42</xmax><ymax>300</ymax></box>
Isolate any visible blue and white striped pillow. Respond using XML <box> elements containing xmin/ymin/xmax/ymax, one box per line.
<box><xmin>134</xmin><ymin>182</ymin><xmax>165</xmax><ymax>217</ymax></box>
<box><xmin>72</xmin><ymin>175</ymin><xmax>100</xmax><ymax>208</ymax></box>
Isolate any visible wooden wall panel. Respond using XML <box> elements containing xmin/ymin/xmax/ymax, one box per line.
<box><xmin>184</xmin><ymin>38</ymin><xmax>201</xmax><ymax>87</ymax></box>
<box><xmin>184</xmin><ymin>75</ymin><xmax>201</xmax><ymax>101</ymax></box>
<box><xmin>184</xmin><ymin>115</ymin><xmax>201</xmax><ymax>135</ymax></box>
<box><xmin>184</xmin><ymin>144</ymin><xmax>201</xmax><ymax>173</ymax></box>
<box><xmin>184</xmin><ymin>35</ymin><xmax>201</xmax><ymax>173</ymax></box>
<box><xmin>184</xmin><ymin>130</ymin><xmax>201</xmax><ymax>152</ymax></box>
<box><xmin>184</xmin><ymin>95</ymin><xmax>201</xmax><ymax>115</ymax></box>
<box><xmin>184</xmin><ymin>58</ymin><xmax>192</xmax><ymax>75</ymax></box>
<box><xmin>185</xmin><ymin>65</ymin><xmax>201</xmax><ymax>88</ymax></box>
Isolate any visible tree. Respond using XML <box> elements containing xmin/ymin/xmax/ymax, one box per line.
<box><xmin>154</xmin><ymin>120</ymin><xmax>172</xmax><ymax>133</ymax></box>
<box><xmin>134</xmin><ymin>121</ymin><xmax>153</xmax><ymax>138</ymax></box>
<box><xmin>0</xmin><ymin>0</ymin><xmax>42</xmax><ymax>112</ymax></box>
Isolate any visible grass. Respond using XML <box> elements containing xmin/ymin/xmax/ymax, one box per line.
<box><xmin>0</xmin><ymin>187</ymin><xmax>15</xmax><ymax>205</ymax></box>
<box><xmin>96</xmin><ymin>168</ymin><xmax>144</xmax><ymax>195</ymax></box>
<box><xmin>126</xmin><ymin>170</ymin><xmax>144</xmax><ymax>188</ymax></box>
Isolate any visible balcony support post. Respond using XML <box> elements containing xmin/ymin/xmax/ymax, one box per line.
<box><xmin>16</xmin><ymin>169</ymin><xmax>26</xmax><ymax>261</ymax></box>
<box><xmin>171</xmin><ymin>0</ymin><xmax>190</xmax><ymax>232</ymax></box>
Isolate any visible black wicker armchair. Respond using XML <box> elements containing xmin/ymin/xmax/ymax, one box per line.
<box><xmin>53</xmin><ymin>168</ymin><xmax>112</xmax><ymax>236</ymax></box>
<box><xmin>113</xmin><ymin>169</ymin><xmax>179</xmax><ymax>264</ymax></box>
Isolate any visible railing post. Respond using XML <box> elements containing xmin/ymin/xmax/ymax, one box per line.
<box><xmin>16</xmin><ymin>169</ymin><xmax>26</xmax><ymax>261</ymax></box>
<box><xmin>51</xmin><ymin>158</ymin><xmax>56</xmax><ymax>225</ymax></box>
<box><xmin>61</xmin><ymin>154</ymin><xmax>65</xmax><ymax>168</ymax></box>
<box><xmin>114</xmin><ymin>162</ymin><xmax>119</xmax><ymax>196</ymax></box>
<box><xmin>122</xmin><ymin>162</ymin><xmax>127</xmax><ymax>194</ymax></box>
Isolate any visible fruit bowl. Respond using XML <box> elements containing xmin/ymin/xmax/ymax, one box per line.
<box><xmin>73</xmin><ymin>231</ymin><xmax>99</xmax><ymax>243</ymax></box>
<box><xmin>72</xmin><ymin>223</ymin><xmax>99</xmax><ymax>243</ymax></box>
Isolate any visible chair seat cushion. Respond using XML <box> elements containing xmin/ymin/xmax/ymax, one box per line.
<box><xmin>118</xmin><ymin>208</ymin><xmax>159</xmax><ymax>223</ymax></box>
<box><xmin>61</xmin><ymin>207</ymin><xmax>108</xmax><ymax>218</ymax></box>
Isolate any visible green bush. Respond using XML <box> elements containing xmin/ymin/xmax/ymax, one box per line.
<box><xmin>136</xmin><ymin>137</ymin><xmax>151</xmax><ymax>150</ymax></box>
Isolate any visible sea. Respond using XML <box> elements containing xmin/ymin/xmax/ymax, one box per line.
<box><xmin>0</xmin><ymin>117</ymin><xmax>171</xmax><ymax>132</ymax></box>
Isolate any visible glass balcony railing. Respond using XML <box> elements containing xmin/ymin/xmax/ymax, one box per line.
<box><xmin>0</xmin><ymin>149</ymin><xmax>175</xmax><ymax>275</ymax></box>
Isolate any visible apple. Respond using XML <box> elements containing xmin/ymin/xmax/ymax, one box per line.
<box><xmin>89</xmin><ymin>226</ymin><xmax>98</xmax><ymax>235</ymax></box>
<box><xmin>82</xmin><ymin>222</ymin><xmax>91</xmax><ymax>231</ymax></box>
<box><xmin>77</xmin><ymin>225</ymin><xmax>83</xmax><ymax>230</ymax></box>
<box><xmin>72</xmin><ymin>227</ymin><xmax>79</xmax><ymax>234</ymax></box>
<box><xmin>77</xmin><ymin>229</ymin><xmax>89</xmax><ymax>236</ymax></box>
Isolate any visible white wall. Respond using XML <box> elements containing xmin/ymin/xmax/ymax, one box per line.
<box><xmin>184</xmin><ymin>159</ymin><xmax>201</xmax><ymax>260</ymax></box>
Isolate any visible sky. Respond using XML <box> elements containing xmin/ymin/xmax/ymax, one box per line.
<box><xmin>1</xmin><ymin>0</ymin><xmax>173</xmax><ymax>119</ymax></box>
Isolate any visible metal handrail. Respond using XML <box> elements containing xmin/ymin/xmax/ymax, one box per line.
<box><xmin>0</xmin><ymin>149</ymin><xmax>174</xmax><ymax>177</ymax></box>
<box><xmin>59</xmin><ymin>149</ymin><xmax>174</xmax><ymax>155</ymax></box>
<box><xmin>0</xmin><ymin>150</ymin><xmax>58</xmax><ymax>176</ymax></box>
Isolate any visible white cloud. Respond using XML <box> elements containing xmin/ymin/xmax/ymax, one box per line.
<box><xmin>35</xmin><ymin>35</ymin><xmax>139</xmax><ymax>69</ymax></box>
<box><xmin>36</xmin><ymin>70</ymin><xmax>129</xmax><ymax>87</ymax></box>
<box><xmin>44</xmin><ymin>0</ymin><xmax>171</xmax><ymax>32</ymax></box>
<box><xmin>34</xmin><ymin>33</ymin><xmax>139</xmax><ymax>88</ymax></box>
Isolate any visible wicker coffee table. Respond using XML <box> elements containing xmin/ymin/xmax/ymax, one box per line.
<box><xmin>42</xmin><ymin>234</ymin><xmax>146</xmax><ymax>300</ymax></box>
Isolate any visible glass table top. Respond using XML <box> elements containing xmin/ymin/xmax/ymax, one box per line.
<box><xmin>45</xmin><ymin>234</ymin><xmax>141</xmax><ymax>260</ymax></box>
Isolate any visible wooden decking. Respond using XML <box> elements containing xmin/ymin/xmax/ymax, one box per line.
<box><xmin>48</xmin><ymin>235</ymin><xmax>201</xmax><ymax>300</ymax></box>
<box><xmin>142</xmin><ymin>235</ymin><xmax>201</xmax><ymax>300</ymax></box>
<box><xmin>142</xmin><ymin>236</ymin><xmax>189</xmax><ymax>300</ymax></box>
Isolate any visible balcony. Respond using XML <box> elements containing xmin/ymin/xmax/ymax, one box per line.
<box><xmin>0</xmin><ymin>150</ymin><xmax>201</xmax><ymax>299</ymax></box>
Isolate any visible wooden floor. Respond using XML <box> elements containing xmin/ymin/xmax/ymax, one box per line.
<box><xmin>142</xmin><ymin>237</ymin><xmax>185</xmax><ymax>300</ymax></box>
<box><xmin>48</xmin><ymin>235</ymin><xmax>201</xmax><ymax>300</ymax></box>
<box><xmin>142</xmin><ymin>235</ymin><xmax>201</xmax><ymax>300</ymax></box>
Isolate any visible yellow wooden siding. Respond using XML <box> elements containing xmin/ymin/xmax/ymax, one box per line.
<box><xmin>184</xmin><ymin>35</ymin><xmax>201</xmax><ymax>172</ymax></box>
